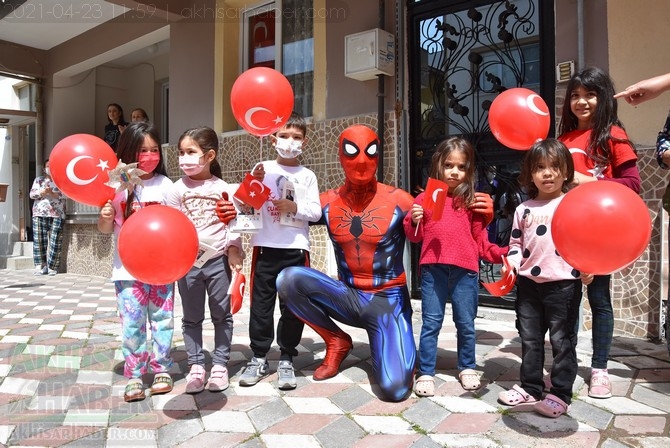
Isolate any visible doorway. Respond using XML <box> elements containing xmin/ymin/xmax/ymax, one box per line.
<box><xmin>406</xmin><ymin>0</ymin><xmax>555</xmax><ymax>306</ymax></box>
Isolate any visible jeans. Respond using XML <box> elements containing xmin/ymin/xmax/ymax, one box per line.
<box><xmin>585</xmin><ymin>275</ymin><xmax>613</xmax><ymax>369</ymax></box>
<box><xmin>418</xmin><ymin>264</ymin><xmax>479</xmax><ymax>375</ymax></box>
<box><xmin>516</xmin><ymin>276</ymin><xmax>582</xmax><ymax>404</ymax></box>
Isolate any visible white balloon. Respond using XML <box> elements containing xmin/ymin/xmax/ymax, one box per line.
<box><xmin>66</xmin><ymin>155</ymin><xmax>97</xmax><ymax>186</ymax></box>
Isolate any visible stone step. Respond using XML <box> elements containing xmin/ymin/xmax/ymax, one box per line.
<box><xmin>1</xmin><ymin>242</ymin><xmax>34</xmax><ymax>270</ymax></box>
<box><xmin>11</xmin><ymin>241</ymin><xmax>33</xmax><ymax>256</ymax></box>
<box><xmin>1</xmin><ymin>255</ymin><xmax>34</xmax><ymax>270</ymax></box>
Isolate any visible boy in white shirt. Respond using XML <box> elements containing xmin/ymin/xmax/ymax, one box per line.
<box><xmin>238</xmin><ymin>113</ymin><xmax>322</xmax><ymax>390</ymax></box>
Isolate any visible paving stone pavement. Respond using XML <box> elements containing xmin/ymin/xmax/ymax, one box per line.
<box><xmin>0</xmin><ymin>269</ymin><xmax>669</xmax><ymax>447</ymax></box>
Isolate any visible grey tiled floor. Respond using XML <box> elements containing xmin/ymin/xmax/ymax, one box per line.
<box><xmin>0</xmin><ymin>269</ymin><xmax>669</xmax><ymax>447</ymax></box>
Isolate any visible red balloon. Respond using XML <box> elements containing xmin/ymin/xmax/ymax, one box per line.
<box><xmin>50</xmin><ymin>134</ymin><xmax>118</xmax><ymax>207</ymax></box>
<box><xmin>230</xmin><ymin>67</ymin><xmax>294</xmax><ymax>137</ymax></box>
<box><xmin>118</xmin><ymin>205</ymin><xmax>199</xmax><ymax>285</ymax></box>
<box><xmin>489</xmin><ymin>88</ymin><xmax>551</xmax><ymax>150</ymax></box>
<box><xmin>552</xmin><ymin>182</ymin><xmax>651</xmax><ymax>275</ymax></box>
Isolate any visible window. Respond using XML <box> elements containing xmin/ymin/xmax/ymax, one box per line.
<box><xmin>243</xmin><ymin>0</ymin><xmax>313</xmax><ymax>117</ymax></box>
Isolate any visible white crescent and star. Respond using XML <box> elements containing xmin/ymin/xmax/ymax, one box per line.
<box><xmin>526</xmin><ymin>94</ymin><xmax>549</xmax><ymax>116</ymax></box>
<box><xmin>244</xmin><ymin>107</ymin><xmax>284</xmax><ymax>132</ymax></box>
<box><xmin>249</xmin><ymin>179</ymin><xmax>266</xmax><ymax>197</ymax></box>
<box><xmin>66</xmin><ymin>155</ymin><xmax>110</xmax><ymax>186</ymax></box>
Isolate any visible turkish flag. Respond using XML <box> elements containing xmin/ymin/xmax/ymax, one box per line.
<box><xmin>234</xmin><ymin>172</ymin><xmax>271</xmax><ymax>210</ymax></box>
<box><xmin>423</xmin><ymin>177</ymin><xmax>449</xmax><ymax>221</ymax></box>
<box><xmin>482</xmin><ymin>257</ymin><xmax>516</xmax><ymax>297</ymax></box>
<box><xmin>228</xmin><ymin>271</ymin><xmax>246</xmax><ymax>314</ymax></box>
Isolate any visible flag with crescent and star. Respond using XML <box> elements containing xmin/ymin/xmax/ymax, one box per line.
<box><xmin>234</xmin><ymin>172</ymin><xmax>271</xmax><ymax>210</ymax></box>
<box><xmin>423</xmin><ymin>177</ymin><xmax>449</xmax><ymax>221</ymax></box>
<box><xmin>481</xmin><ymin>257</ymin><xmax>516</xmax><ymax>297</ymax></box>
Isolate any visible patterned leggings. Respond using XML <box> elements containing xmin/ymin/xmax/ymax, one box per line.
<box><xmin>32</xmin><ymin>216</ymin><xmax>64</xmax><ymax>270</ymax></box>
<box><xmin>115</xmin><ymin>281</ymin><xmax>175</xmax><ymax>379</ymax></box>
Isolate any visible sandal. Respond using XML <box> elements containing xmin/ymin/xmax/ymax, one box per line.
<box><xmin>535</xmin><ymin>394</ymin><xmax>569</xmax><ymax>418</ymax></box>
<box><xmin>414</xmin><ymin>375</ymin><xmax>435</xmax><ymax>397</ymax></box>
<box><xmin>458</xmin><ymin>369</ymin><xmax>481</xmax><ymax>391</ymax></box>
<box><xmin>123</xmin><ymin>378</ymin><xmax>145</xmax><ymax>402</ymax></box>
<box><xmin>588</xmin><ymin>370</ymin><xmax>612</xmax><ymax>398</ymax></box>
<box><xmin>498</xmin><ymin>384</ymin><xmax>538</xmax><ymax>406</ymax></box>
<box><xmin>150</xmin><ymin>373</ymin><xmax>173</xmax><ymax>395</ymax></box>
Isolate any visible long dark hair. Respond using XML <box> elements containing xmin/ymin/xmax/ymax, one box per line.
<box><xmin>115</xmin><ymin>121</ymin><xmax>166</xmax><ymax>219</ymax></box>
<box><xmin>518</xmin><ymin>139</ymin><xmax>574</xmax><ymax>199</ymax></box>
<box><xmin>558</xmin><ymin>66</ymin><xmax>634</xmax><ymax>165</ymax></box>
<box><xmin>106</xmin><ymin>103</ymin><xmax>126</xmax><ymax>125</ymax></box>
<box><xmin>178</xmin><ymin>127</ymin><xmax>222</xmax><ymax>179</ymax></box>
<box><xmin>428</xmin><ymin>136</ymin><xmax>475</xmax><ymax>208</ymax></box>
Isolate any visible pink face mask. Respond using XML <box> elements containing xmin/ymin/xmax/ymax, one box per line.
<box><xmin>137</xmin><ymin>152</ymin><xmax>160</xmax><ymax>173</ymax></box>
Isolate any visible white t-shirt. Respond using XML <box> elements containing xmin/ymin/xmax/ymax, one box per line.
<box><xmin>250</xmin><ymin>160</ymin><xmax>322</xmax><ymax>251</ymax></box>
<box><xmin>110</xmin><ymin>174</ymin><xmax>174</xmax><ymax>281</ymax></box>
<box><xmin>166</xmin><ymin>175</ymin><xmax>242</xmax><ymax>258</ymax></box>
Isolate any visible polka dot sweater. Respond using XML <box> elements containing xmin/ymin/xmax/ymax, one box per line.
<box><xmin>507</xmin><ymin>196</ymin><xmax>581</xmax><ymax>283</ymax></box>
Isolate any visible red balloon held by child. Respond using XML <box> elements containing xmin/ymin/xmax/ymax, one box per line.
<box><xmin>551</xmin><ymin>182</ymin><xmax>651</xmax><ymax>275</ymax></box>
<box><xmin>49</xmin><ymin>134</ymin><xmax>118</xmax><ymax>207</ymax></box>
<box><xmin>488</xmin><ymin>88</ymin><xmax>551</xmax><ymax>150</ymax></box>
<box><xmin>118</xmin><ymin>205</ymin><xmax>199</xmax><ymax>285</ymax></box>
<box><xmin>230</xmin><ymin>67</ymin><xmax>294</xmax><ymax>137</ymax></box>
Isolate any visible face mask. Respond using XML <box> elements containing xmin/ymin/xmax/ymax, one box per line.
<box><xmin>275</xmin><ymin>137</ymin><xmax>303</xmax><ymax>159</ymax></box>
<box><xmin>45</xmin><ymin>168</ymin><xmax>51</xmax><ymax>176</ymax></box>
<box><xmin>179</xmin><ymin>154</ymin><xmax>206</xmax><ymax>176</ymax></box>
<box><xmin>137</xmin><ymin>152</ymin><xmax>160</xmax><ymax>173</ymax></box>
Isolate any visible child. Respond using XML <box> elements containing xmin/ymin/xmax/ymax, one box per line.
<box><xmin>97</xmin><ymin>122</ymin><xmax>175</xmax><ymax>402</ymax></box>
<box><xmin>166</xmin><ymin>127</ymin><xmax>244</xmax><ymax>394</ymax></box>
<box><xmin>498</xmin><ymin>139</ymin><xmax>593</xmax><ymax>418</ymax></box>
<box><xmin>238</xmin><ymin>113</ymin><xmax>322</xmax><ymax>390</ymax></box>
<box><xmin>558</xmin><ymin>67</ymin><xmax>641</xmax><ymax>399</ymax></box>
<box><xmin>403</xmin><ymin>136</ymin><xmax>507</xmax><ymax>397</ymax></box>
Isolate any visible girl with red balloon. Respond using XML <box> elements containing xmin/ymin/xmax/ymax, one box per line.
<box><xmin>498</xmin><ymin>139</ymin><xmax>593</xmax><ymax>418</ymax></box>
<box><xmin>165</xmin><ymin>127</ymin><xmax>243</xmax><ymax>395</ymax></box>
<box><xmin>558</xmin><ymin>67</ymin><xmax>641</xmax><ymax>399</ymax></box>
<box><xmin>97</xmin><ymin>122</ymin><xmax>176</xmax><ymax>402</ymax></box>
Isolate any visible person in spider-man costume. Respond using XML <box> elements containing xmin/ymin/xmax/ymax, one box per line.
<box><xmin>277</xmin><ymin>125</ymin><xmax>493</xmax><ymax>401</ymax></box>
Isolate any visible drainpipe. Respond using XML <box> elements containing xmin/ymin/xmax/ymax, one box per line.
<box><xmin>577</xmin><ymin>0</ymin><xmax>584</xmax><ymax>70</ymax></box>
<box><xmin>377</xmin><ymin>0</ymin><xmax>385</xmax><ymax>183</ymax></box>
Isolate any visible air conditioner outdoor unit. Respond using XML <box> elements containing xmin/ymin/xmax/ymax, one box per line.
<box><xmin>344</xmin><ymin>28</ymin><xmax>395</xmax><ymax>81</ymax></box>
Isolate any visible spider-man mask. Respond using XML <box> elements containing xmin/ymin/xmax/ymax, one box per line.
<box><xmin>338</xmin><ymin>125</ymin><xmax>380</xmax><ymax>186</ymax></box>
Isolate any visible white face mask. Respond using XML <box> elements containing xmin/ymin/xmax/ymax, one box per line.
<box><xmin>275</xmin><ymin>137</ymin><xmax>303</xmax><ymax>159</ymax></box>
<box><xmin>45</xmin><ymin>167</ymin><xmax>51</xmax><ymax>176</ymax></box>
<box><xmin>179</xmin><ymin>154</ymin><xmax>206</xmax><ymax>176</ymax></box>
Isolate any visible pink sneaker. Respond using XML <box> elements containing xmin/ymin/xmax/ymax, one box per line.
<box><xmin>588</xmin><ymin>370</ymin><xmax>612</xmax><ymax>398</ymax></box>
<box><xmin>185</xmin><ymin>364</ymin><xmax>206</xmax><ymax>394</ymax></box>
<box><xmin>207</xmin><ymin>365</ymin><xmax>229</xmax><ymax>392</ymax></box>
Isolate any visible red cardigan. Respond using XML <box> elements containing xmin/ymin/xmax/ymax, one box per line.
<box><xmin>403</xmin><ymin>193</ymin><xmax>508</xmax><ymax>272</ymax></box>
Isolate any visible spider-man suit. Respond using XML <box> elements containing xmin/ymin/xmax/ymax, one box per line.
<box><xmin>277</xmin><ymin>125</ymin><xmax>416</xmax><ymax>402</ymax></box>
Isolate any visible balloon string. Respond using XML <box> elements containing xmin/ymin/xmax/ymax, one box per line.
<box><xmin>259</xmin><ymin>136</ymin><xmax>263</xmax><ymax>164</ymax></box>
